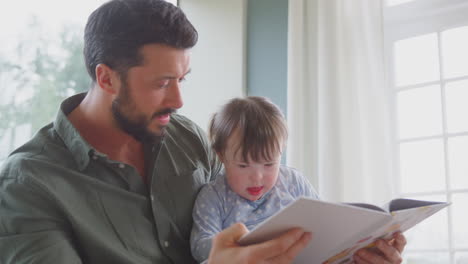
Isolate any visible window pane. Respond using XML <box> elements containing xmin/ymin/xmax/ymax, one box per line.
<box><xmin>442</xmin><ymin>26</ymin><xmax>468</xmax><ymax>79</ymax></box>
<box><xmin>402</xmin><ymin>252</ymin><xmax>450</xmax><ymax>264</ymax></box>
<box><xmin>445</xmin><ymin>80</ymin><xmax>468</xmax><ymax>133</ymax></box>
<box><xmin>452</xmin><ymin>193</ymin><xmax>468</xmax><ymax>248</ymax></box>
<box><xmin>404</xmin><ymin>211</ymin><xmax>449</xmax><ymax>250</ymax></box>
<box><xmin>386</xmin><ymin>0</ymin><xmax>416</xmax><ymax>6</ymax></box>
<box><xmin>455</xmin><ymin>252</ymin><xmax>468</xmax><ymax>264</ymax></box>
<box><xmin>0</xmin><ymin>0</ymin><xmax>98</xmax><ymax>158</ymax></box>
<box><xmin>0</xmin><ymin>129</ymin><xmax>12</xmax><ymax>165</ymax></box>
<box><xmin>397</xmin><ymin>85</ymin><xmax>443</xmax><ymax>139</ymax></box>
<box><xmin>394</xmin><ymin>34</ymin><xmax>440</xmax><ymax>87</ymax></box>
<box><xmin>448</xmin><ymin>136</ymin><xmax>468</xmax><ymax>189</ymax></box>
<box><xmin>399</xmin><ymin>139</ymin><xmax>446</xmax><ymax>193</ymax></box>
<box><xmin>404</xmin><ymin>194</ymin><xmax>449</xmax><ymax>250</ymax></box>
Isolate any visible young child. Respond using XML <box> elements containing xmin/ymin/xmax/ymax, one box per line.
<box><xmin>190</xmin><ymin>96</ymin><xmax>319</xmax><ymax>263</ymax></box>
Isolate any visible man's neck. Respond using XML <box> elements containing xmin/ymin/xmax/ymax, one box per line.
<box><xmin>67</xmin><ymin>91</ymin><xmax>144</xmax><ymax>165</ymax></box>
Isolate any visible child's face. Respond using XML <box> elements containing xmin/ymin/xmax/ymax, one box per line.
<box><xmin>221</xmin><ymin>135</ymin><xmax>282</xmax><ymax>201</ymax></box>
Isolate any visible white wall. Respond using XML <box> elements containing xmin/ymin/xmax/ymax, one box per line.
<box><xmin>178</xmin><ymin>0</ymin><xmax>247</xmax><ymax>131</ymax></box>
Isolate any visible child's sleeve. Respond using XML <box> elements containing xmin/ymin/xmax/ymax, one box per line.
<box><xmin>292</xmin><ymin>168</ymin><xmax>320</xmax><ymax>200</ymax></box>
<box><xmin>190</xmin><ymin>184</ymin><xmax>224</xmax><ymax>263</ymax></box>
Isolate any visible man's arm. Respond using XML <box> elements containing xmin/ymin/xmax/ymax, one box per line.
<box><xmin>0</xmin><ymin>176</ymin><xmax>82</xmax><ymax>264</ymax></box>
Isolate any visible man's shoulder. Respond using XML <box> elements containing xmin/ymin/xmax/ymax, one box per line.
<box><xmin>168</xmin><ymin>114</ymin><xmax>202</xmax><ymax>133</ymax></box>
<box><xmin>162</xmin><ymin>114</ymin><xmax>222</xmax><ymax>179</ymax></box>
<box><xmin>205</xmin><ymin>171</ymin><xmax>227</xmax><ymax>189</ymax></box>
<box><xmin>165</xmin><ymin>114</ymin><xmax>210</xmax><ymax>149</ymax></box>
<box><xmin>1</xmin><ymin>123</ymin><xmax>73</xmax><ymax>181</ymax></box>
<box><xmin>1</xmin><ymin>148</ymin><xmax>45</xmax><ymax>184</ymax></box>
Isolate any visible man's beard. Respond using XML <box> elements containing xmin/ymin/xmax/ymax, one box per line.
<box><xmin>111</xmin><ymin>84</ymin><xmax>175</xmax><ymax>144</ymax></box>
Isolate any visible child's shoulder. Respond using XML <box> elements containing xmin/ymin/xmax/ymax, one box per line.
<box><xmin>278</xmin><ymin>164</ymin><xmax>303</xmax><ymax>179</ymax></box>
<box><xmin>199</xmin><ymin>171</ymin><xmax>229</xmax><ymax>195</ymax></box>
<box><xmin>277</xmin><ymin>164</ymin><xmax>310</xmax><ymax>188</ymax></box>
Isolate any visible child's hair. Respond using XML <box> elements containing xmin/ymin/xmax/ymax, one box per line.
<box><xmin>209</xmin><ymin>96</ymin><xmax>288</xmax><ymax>162</ymax></box>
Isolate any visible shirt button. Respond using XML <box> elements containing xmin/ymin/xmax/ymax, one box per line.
<box><xmin>164</xmin><ymin>241</ymin><xmax>169</xmax><ymax>247</ymax></box>
<box><xmin>118</xmin><ymin>164</ymin><xmax>125</xmax><ymax>169</ymax></box>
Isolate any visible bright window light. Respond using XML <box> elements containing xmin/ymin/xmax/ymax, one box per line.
<box><xmin>386</xmin><ymin>0</ymin><xmax>416</xmax><ymax>6</ymax></box>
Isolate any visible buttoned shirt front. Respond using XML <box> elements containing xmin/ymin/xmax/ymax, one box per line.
<box><xmin>0</xmin><ymin>93</ymin><xmax>222</xmax><ymax>264</ymax></box>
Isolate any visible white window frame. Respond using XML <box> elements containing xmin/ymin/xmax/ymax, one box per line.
<box><xmin>383</xmin><ymin>0</ymin><xmax>468</xmax><ymax>262</ymax></box>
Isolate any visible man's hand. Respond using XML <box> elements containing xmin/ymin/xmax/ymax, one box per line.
<box><xmin>207</xmin><ymin>223</ymin><xmax>312</xmax><ymax>264</ymax></box>
<box><xmin>353</xmin><ymin>232</ymin><xmax>407</xmax><ymax>264</ymax></box>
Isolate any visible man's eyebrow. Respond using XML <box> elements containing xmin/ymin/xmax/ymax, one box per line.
<box><xmin>160</xmin><ymin>69</ymin><xmax>192</xmax><ymax>80</ymax></box>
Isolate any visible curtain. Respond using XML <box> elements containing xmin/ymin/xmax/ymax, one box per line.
<box><xmin>287</xmin><ymin>0</ymin><xmax>396</xmax><ymax>204</ymax></box>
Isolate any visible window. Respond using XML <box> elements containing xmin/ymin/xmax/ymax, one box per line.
<box><xmin>0</xmin><ymin>0</ymin><xmax>107</xmax><ymax>167</ymax></box>
<box><xmin>0</xmin><ymin>0</ymin><xmax>179</xmax><ymax>167</ymax></box>
<box><xmin>384</xmin><ymin>0</ymin><xmax>468</xmax><ymax>263</ymax></box>
<box><xmin>386</xmin><ymin>0</ymin><xmax>417</xmax><ymax>6</ymax></box>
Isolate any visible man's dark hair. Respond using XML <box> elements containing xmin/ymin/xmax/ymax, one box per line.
<box><xmin>84</xmin><ymin>0</ymin><xmax>198</xmax><ymax>82</ymax></box>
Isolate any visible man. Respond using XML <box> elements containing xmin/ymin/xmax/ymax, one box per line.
<box><xmin>0</xmin><ymin>0</ymin><xmax>405</xmax><ymax>263</ymax></box>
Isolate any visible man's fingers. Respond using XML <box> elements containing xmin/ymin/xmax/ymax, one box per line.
<box><xmin>271</xmin><ymin>232</ymin><xmax>312</xmax><ymax>263</ymax></box>
<box><xmin>392</xmin><ymin>232</ymin><xmax>407</xmax><ymax>254</ymax></box>
<box><xmin>355</xmin><ymin>247</ymin><xmax>389</xmax><ymax>264</ymax></box>
<box><xmin>213</xmin><ymin>223</ymin><xmax>249</xmax><ymax>246</ymax></box>
<box><xmin>283</xmin><ymin>232</ymin><xmax>312</xmax><ymax>258</ymax></box>
<box><xmin>247</xmin><ymin>228</ymin><xmax>308</xmax><ymax>260</ymax></box>
<box><xmin>375</xmin><ymin>239</ymin><xmax>401</xmax><ymax>263</ymax></box>
<box><xmin>208</xmin><ymin>224</ymin><xmax>311</xmax><ymax>264</ymax></box>
<box><xmin>353</xmin><ymin>253</ymin><xmax>372</xmax><ymax>264</ymax></box>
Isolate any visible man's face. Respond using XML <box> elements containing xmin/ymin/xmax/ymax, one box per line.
<box><xmin>222</xmin><ymin>133</ymin><xmax>282</xmax><ymax>201</ymax></box>
<box><xmin>112</xmin><ymin>44</ymin><xmax>191</xmax><ymax>142</ymax></box>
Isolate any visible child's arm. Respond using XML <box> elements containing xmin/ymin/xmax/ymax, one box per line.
<box><xmin>190</xmin><ymin>184</ymin><xmax>224</xmax><ymax>263</ymax></box>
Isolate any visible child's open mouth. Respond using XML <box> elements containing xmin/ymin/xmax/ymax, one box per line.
<box><xmin>247</xmin><ymin>186</ymin><xmax>264</xmax><ymax>196</ymax></box>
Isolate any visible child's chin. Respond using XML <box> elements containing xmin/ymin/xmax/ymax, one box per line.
<box><xmin>247</xmin><ymin>194</ymin><xmax>262</xmax><ymax>201</ymax></box>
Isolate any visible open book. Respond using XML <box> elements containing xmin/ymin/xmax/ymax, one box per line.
<box><xmin>238</xmin><ymin>197</ymin><xmax>449</xmax><ymax>264</ymax></box>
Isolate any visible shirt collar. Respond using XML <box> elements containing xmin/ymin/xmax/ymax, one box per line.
<box><xmin>54</xmin><ymin>93</ymin><xmax>97</xmax><ymax>171</ymax></box>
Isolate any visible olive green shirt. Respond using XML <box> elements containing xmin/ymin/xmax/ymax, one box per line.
<box><xmin>0</xmin><ymin>93</ymin><xmax>222</xmax><ymax>264</ymax></box>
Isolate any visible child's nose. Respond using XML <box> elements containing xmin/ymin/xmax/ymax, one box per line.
<box><xmin>249</xmin><ymin>170</ymin><xmax>263</xmax><ymax>182</ymax></box>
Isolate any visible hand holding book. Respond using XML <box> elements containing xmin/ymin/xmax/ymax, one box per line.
<box><xmin>238</xmin><ymin>198</ymin><xmax>450</xmax><ymax>264</ymax></box>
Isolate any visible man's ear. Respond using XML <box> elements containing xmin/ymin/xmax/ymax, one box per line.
<box><xmin>95</xmin><ymin>64</ymin><xmax>120</xmax><ymax>95</ymax></box>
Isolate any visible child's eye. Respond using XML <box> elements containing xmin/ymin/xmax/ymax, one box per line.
<box><xmin>238</xmin><ymin>164</ymin><xmax>248</xmax><ymax>168</ymax></box>
<box><xmin>264</xmin><ymin>163</ymin><xmax>275</xmax><ymax>167</ymax></box>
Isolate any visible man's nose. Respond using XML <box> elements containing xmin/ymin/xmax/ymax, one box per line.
<box><xmin>166</xmin><ymin>81</ymin><xmax>184</xmax><ymax>109</ymax></box>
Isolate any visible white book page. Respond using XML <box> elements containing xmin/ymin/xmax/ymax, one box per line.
<box><xmin>239</xmin><ymin>198</ymin><xmax>391</xmax><ymax>264</ymax></box>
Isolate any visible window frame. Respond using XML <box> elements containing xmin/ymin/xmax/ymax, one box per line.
<box><xmin>383</xmin><ymin>0</ymin><xmax>468</xmax><ymax>262</ymax></box>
